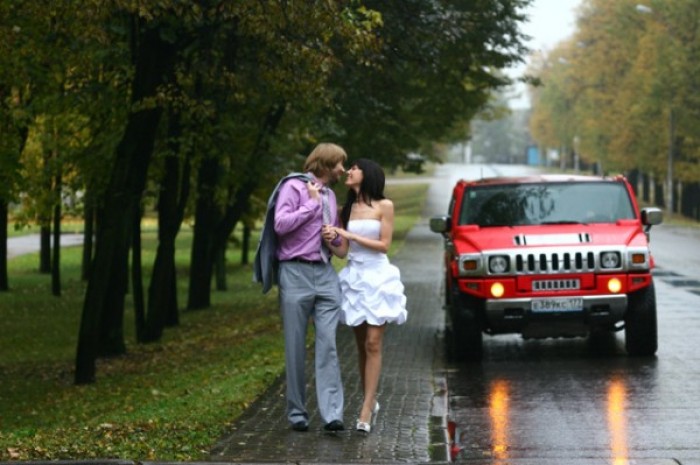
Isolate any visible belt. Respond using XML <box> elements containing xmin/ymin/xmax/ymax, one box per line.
<box><xmin>282</xmin><ymin>258</ymin><xmax>326</xmax><ymax>265</ymax></box>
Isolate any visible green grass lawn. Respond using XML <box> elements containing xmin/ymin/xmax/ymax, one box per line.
<box><xmin>0</xmin><ymin>181</ymin><xmax>429</xmax><ymax>461</ymax></box>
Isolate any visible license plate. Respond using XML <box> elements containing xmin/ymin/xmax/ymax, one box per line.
<box><xmin>531</xmin><ymin>297</ymin><xmax>583</xmax><ymax>313</ymax></box>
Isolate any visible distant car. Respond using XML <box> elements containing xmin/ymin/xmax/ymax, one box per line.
<box><xmin>430</xmin><ymin>174</ymin><xmax>663</xmax><ymax>361</ymax></box>
<box><xmin>403</xmin><ymin>153</ymin><xmax>426</xmax><ymax>173</ymax></box>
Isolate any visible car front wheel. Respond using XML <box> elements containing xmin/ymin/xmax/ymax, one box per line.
<box><xmin>447</xmin><ymin>285</ymin><xmax>483</xmax><ymax>362</ymax></box>
<box><xmin>625</xmin><ymin>282</ymin><xmax>658</xmax><ymax>356</ymax></box>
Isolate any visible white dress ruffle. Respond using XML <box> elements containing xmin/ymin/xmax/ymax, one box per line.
<box><xmin>338</xmin><ymin>219</ymin><xmax>407</xmax><ymax>326</ymax></box>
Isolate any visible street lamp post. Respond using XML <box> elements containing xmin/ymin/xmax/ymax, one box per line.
<box><xmin>636</xmin><ymin>3</ymin><xmax>675</xmax><ymax>214</ymax></box>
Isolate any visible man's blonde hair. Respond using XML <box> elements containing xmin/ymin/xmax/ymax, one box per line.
<box><xmin>303</xmin><ymin>143</ymin><xmax>347</xmax><ymax>176</ymax></box>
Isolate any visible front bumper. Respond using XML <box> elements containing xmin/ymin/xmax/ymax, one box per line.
<box><xmin>483</xmin><ymin>294</ymin><xmax>628</xmax><ymax>337</ymax></box>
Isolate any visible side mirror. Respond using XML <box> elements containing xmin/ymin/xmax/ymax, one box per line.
<box><xmin>641</xmin><ymin>207</ymin><xmax>663</xmax><ymax>226</ymax></box>
<box><xmin>430</xmin><ymin>216</ymin><xmax>451</xmax><ymax>234</ymax></box>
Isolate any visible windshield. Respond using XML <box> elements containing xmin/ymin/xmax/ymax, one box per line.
<box><xmin>458</xmin><ymin>181</ymin><xmax>636</xmax><ymax>227</ymax></box>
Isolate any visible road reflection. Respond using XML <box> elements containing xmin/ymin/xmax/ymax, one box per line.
<box><xmin>607</xmin><ymin>377</ymin><xmax>629</xmax><ymax>465</ymax></box>
<box><xmin>448</xmin><ymin>360</ymin><xmax>644</xmax><ymax>463</ymax></box>
<box><xmin>488</xmin><ymin>379</ymin><xmax>510</xmax><ymax>461</ymax></box>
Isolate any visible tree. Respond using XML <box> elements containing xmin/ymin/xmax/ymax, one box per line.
<box><xmin>325</xmin><ymin>0</ymin><xmax>532</xmax><ymax>167</ymax></box>
<box><xmin>0</xmin><ymin>2</ymin><xmax>39</xmax><ymax>291</ymax></box>
<box><xmin>75</xmin><ymin>11</ymin><xmax>179</xmax><ymax>384</ymax></box>
<box><xmin>529</xmin><ymin>0</ymin><xmax>700</xmax><ymax>217</ymax></box>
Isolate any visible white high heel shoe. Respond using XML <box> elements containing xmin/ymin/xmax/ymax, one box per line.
<box><xmin>356</xmin><ymin>419</ymin><xmax>371</xmax><ymax>433</ymax></box>
<box><xmin>356</xmin><ymin>401</ymin><xmax>380</xmax><ymax>433</ymax></box>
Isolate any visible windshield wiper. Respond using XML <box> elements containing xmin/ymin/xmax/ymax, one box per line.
<box><xmin>539</xmin><ymin>220</ymin><xmax>588</xmax><ymax>225</ymax></box>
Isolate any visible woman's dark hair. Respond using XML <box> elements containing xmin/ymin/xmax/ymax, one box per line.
<box><xmin>340</xmin><ymin>158</ymin><xmax>386</xmax><ymax>227</ymax></box>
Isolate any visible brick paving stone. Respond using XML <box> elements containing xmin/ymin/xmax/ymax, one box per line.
<box><xmin>209</xmin><ymin>214</ymin><xmax>450</xmax><ymax>463</ymax></box>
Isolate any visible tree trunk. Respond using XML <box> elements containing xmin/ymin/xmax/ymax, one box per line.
<box><xmin>672</xmin><ymin>180</ymin><xmax>679</xmax><ymax>214</ymax></box>
<box><xmin>241</xmin><ymin>223</ymin><xmax>250</xmax><ymax>265</ymax></box>
<box><xmin>82</xmin><ymin>190</ymin><xmax>95</xmax><ymax>281</ymax></box>
<box><xmin>681</xmin><ymin>182</ymin><xmax>700</xmax><ymax>220</ymax></box>
<box><xmin>145</xmin><ymin>113</ymin><xmax>190</xmax><ymax>341</ymax></box>
<box><xmin>75</xmin><ymin>20</ymin><xmax>177</xmax><ymax>384</ymax></box>
<box><xmin>51</xmin><ymin>177</ymin><xmax>61</xmax><ymax>297</ymax></box>
<box><xmin>187</xmin><ymin>156</ymin><xmax>220</xmax><ymax>310</ymax></box>
<box><xmin>40</xmin><ymin>225</ymin><xmax>51</xmax><ymax>273</ymax></box>
<box><xmin>641</xmin><ymin>172</ymin><xmax>649</xmax><ymax>203</ymax></box>
<box><xmin>654</xmin><ymin>180</ymin><xmax>664</xmax><ymax>209</ymax></box>
<box><xmin>0</xmin><ymin>200</ymin><xmax>8</xmax><ymax>291</ymax></box>
<box><xmin>132</xmin><ymin>204</ymin><xmax>146</xmax><ymax>342</ymax></box>
<box><xmin>1</xmin><ymin>108</ymin><xmax>29</xmax><ymax>292</ymax></box>
<box><xmin>215</xmin><ymin>244</ymin><xmax>227</xmax><ymax>291</ymax></box>
<box><xmin>97</xmin><ymin>241</ymin><xmax>129</xmax><ymax>357</ymax></box>
<box><xmin>40</xmin><ymin>144</ymin><xmax>53</xmax><ymax>273</ymax></box>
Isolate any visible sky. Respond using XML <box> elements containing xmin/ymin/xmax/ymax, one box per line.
<box><xmin>507</xmin><ymin>0</ymin><xmax>582</xmax><ymax>109</ymax></box>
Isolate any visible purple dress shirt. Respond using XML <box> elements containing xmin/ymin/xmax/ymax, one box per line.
<box><xmin>274</xmin><ymin>174</ymin><xmax>341</xmax><ymax>261</ymax></box>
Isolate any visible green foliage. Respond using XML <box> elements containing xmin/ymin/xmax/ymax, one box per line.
<box><xmin>322</xmin><ymin>0</ymin><xmax>533</xmax><ymax>168</ymax></box>
<box><xmin>529</xmin><ymin>0</ymin><xmax>700</xmax><ymax>183</ymax></box>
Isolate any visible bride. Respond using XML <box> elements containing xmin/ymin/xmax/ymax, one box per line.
<box><xmin>323</xmin><ymin>158</ymin><xmax>407</xmax><ymax>434</ymax></box>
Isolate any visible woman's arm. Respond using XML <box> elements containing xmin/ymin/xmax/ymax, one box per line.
<box><xmin>324</xmin><ymin>226</ymin><xmax>349</xmax><ymax>258</ymax></box>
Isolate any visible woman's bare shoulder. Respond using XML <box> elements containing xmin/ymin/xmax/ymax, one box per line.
<box><xmin>378</xmin><ymin>198</ymin><xmax>394</xmax><ymax>214</ymax></box>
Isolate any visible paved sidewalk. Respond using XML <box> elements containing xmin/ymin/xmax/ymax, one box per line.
<box><xmin>208</xmin><ymin>218</ymin><xmax>451</xmax><ymax>463</ymax></box>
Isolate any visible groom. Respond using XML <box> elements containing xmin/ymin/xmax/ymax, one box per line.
<box><xmin>271</xmin><ymin>143</ymin><xmax>347</xmax><ymax>432</ymax></box>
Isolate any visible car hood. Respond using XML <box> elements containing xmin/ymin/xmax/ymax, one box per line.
<box><xmin>452</xmin><ymin>220</ymin><xmax>649</xmax><ymax>251</ymax></box>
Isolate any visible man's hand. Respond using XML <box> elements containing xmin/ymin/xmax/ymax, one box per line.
<box><xmin>306</xmin><ymin>181</ymin><xmax>322</xmax><ymax>201</ymax></box>
<box><xmin>322</xmin><ymin>224</ymin><xmax>339</xmax><ymax>242</ymax></box>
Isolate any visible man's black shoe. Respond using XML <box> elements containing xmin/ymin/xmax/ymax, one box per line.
<box><xmin>323</xmin><ymin>420</ymin><xmax>345</xmax><ymax>432</ymax></box>
<box><xmin>291</xmin><ymin>421</ymin><xmax>309</xmax><ymax>432</ymax></box>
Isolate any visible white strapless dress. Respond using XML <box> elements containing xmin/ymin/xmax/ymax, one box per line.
<box><xmin>338</xmin><ymin>219</ymin><xmax>407</xmax><ymax>326</ymax></box>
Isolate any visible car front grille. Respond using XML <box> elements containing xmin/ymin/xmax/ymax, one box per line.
<box><xmin>515</xmin><ymin>251</ymin><xmax>596</xmax><ymax>273</ymax></box>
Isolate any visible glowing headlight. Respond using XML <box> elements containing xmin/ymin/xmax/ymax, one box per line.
<box><xmin>488</xmin><ymin>255</ymin><xmax>510</xmax><ymax>274</ymax></box>
<box><xmin>600</xmin><ymin>251</ymin><xmax>621</xmax><ymax>269</ymax></box>
<box><xmin>490</xmin><ymin>282</ymin><xmax>505</xmax><ymax>298</ymax></box>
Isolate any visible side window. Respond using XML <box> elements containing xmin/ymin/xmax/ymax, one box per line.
<box><xmin>448</xmin><ymin>196</ymin><xmax>456</xmax><ymax>216</ymax></box>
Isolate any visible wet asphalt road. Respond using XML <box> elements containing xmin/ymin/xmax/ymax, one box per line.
<box><xmin>428</xmin><ymin>164</ymin><xmax>700</xmax><ymax>465</ymax></box>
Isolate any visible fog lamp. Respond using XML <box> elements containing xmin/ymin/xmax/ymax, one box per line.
<box><xmin>607</xmin><ymin>278</ymin><xmax>622</xmax><ymax>294</ymax></box>
<box><xmin>490</xmin><ymin>282</ymin><xmax>505</xmax><ymax>298</ymax></box>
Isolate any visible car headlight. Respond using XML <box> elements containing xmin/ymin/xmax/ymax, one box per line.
<box><xmin>600</xmin><ymin>251</ymin><xmax>621</xmax><ymax>269</ymax></box>
<box><xmin>488</xmin><ymin>255</ymin><xmax>510</xmax><ymax>274</ymax></box>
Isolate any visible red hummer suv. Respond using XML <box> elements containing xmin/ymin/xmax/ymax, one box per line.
<box><xmin>430</xmin><ymin>174</ymin><xmax>663</xmax><ymax>361</ymax></box>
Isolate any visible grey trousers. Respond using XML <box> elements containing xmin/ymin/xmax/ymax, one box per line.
<box><xmin>278</xmin><ymin>261</ymin><xmax>344</xmax><ymax>425</ymax></box>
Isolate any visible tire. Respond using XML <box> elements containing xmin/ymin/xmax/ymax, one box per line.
<box><xmin>625</xmin><ymin>282</ymin><xmax>658</xmax><ymax>356</ymax></box>
<box><xmin>444</xmin><ymin>311</ymin><xmax>460</xmax><ymax>362</ymax></box>
<box><xmin>453</xmin><ymin>311</ymin><xmax>483</xmax><ymax>362</ymax></box>
<box><xmin>445</xmin><ymin>281</ymin><xmax>483</xmax><ymax>362</ymax></box>
<box><xmin>444</xmin><ymin>280</ymin><xmax>461</xmax><ymax>362</ymax></box>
